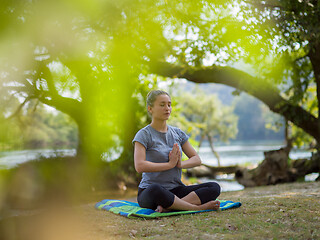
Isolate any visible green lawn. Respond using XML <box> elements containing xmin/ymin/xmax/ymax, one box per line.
<box><xmin>1</xmin><ymin>181</ymin><xmax>319</xmax><ymax>240</ymax></box>
<box><xmin>83</xmin><ymin>181</ymin><xmax>320</xmax><ymax>240</ymax></box>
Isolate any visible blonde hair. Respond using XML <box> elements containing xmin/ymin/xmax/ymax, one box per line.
<box><xmin>146</xmin><ymin>90</ymin><xmax>170</xmax><ymax>115</ymax></box>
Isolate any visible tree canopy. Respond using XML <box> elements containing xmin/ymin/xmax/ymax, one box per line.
<box><xmin>1</xmin><ymin>0</ymin><xmax>320</xmax><ymax>162</ymax></box>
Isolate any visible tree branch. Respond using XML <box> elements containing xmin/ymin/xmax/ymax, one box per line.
<box><xmin>7</xmin><ymin>96</ymin><xmax>36</xmax><ymax>119</ymax></box>
<box><xmin>149</xmin><ymin>61</ymin><xmax>320</xmax><ymax>142</ymax></box>
<box><xmin>38</xmin><ymin>94</ymin><xmax>82</xmax><ymax>121</ymax></box>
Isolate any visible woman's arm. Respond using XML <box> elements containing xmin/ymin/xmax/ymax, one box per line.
<box><xmin>134</xmin><ymin>142</ymin><xmax>180</xmax><ymax>173</ymax></box>
<box><xmin>179</xmin><ymin>140</ymin><xmax>202</xmax><ymax>169</ymax></box>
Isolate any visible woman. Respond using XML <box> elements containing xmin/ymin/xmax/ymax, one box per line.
<box><xmin>133</xmin><ymin>90</ymin><xmax>221</xmax><ymax>212</ymax></box>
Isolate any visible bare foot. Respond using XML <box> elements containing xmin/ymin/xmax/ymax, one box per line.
<box><xmin>155</xmin><ymin>205</ymin><xmax>171</xmax><ymax>213</ymax></box>
<box><xmin>200</xmin><ymin>200</ymin><xmax>220</xmax><ymax>210</ymax></box>
<box><xmin>155</xmin><ymin>205</ymin><xmax>164</xmax><ymax>213</ymax></box>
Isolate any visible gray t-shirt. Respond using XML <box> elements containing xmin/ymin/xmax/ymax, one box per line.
<box><xmin>132</xmin><ymin>125</ymin><xmax>189</xmax><ymax>190</ymax></box>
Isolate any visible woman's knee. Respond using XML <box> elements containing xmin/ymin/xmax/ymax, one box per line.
<box><xmin>203</xmin><ymin>182</ymin><xmax>221</xmax><ymax>194</ymax></box>
<box><xmin>138</xmin><ymin>183</ymin><xmax>174</xmax><ymax>209</ymax></box>
<box><xmin>138</xmin><ymin>184</ymin><xmax>163</xmax><ymax>209</ymax></box>
<box><xmin>195</xmin><ymin>182</ymin><xmax>221</xmax><ymax>203</ymax></box>
<box><xmin>210</xmin><ymin>182</ymin><xmax>221</xmax><ymax>194</ymax></box>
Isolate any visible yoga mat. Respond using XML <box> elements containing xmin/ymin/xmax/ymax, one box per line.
<box><xmin>95</xmin><ymin>199</ymin><xmax>241</xmax><ymax>218</ymax></box>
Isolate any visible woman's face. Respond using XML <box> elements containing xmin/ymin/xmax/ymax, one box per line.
<box><xmin>149</xmin><ymin>94</ymin><xmax>172</xmax><ymax>120</ymax></box>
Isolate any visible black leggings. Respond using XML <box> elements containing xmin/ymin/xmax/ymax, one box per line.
<box><xmin>137</xmin><ymin>182</ymin><xmax>221</xmax><ymax>210</ymax></box>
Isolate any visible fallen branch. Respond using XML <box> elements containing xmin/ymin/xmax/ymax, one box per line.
<box><xmin>186</xmin><ymin>164</ymin><xmax>239</xmax><ymax>178</ymax></box>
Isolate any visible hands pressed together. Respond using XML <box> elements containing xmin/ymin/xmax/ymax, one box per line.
<box><xmin>169</xmin><ymin>143</ymin><xmax>182</xmax><ymax>168</ymax></box>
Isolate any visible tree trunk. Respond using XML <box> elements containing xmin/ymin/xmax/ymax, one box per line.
<box><xmin>284</xmin><ymin>119</ymin><xmax>293</xmax><ymax>152</ymax></box>
<box><xmin>235</xmin><ymin>147</ymin><xmax>292</xmax><ymax>187</ymax></box>
<box><xmin>207</xmin><ymin>134</ymin><xmax>221</xmax><ymax>166</ymax></box>
<box><xmin>308</xmin><ymin>43</ymin><xmax>320</xmax><ymax>149</ymax></box>
<box><xmin>75</xmin><ymin>118</ymin><xmax>88</xmax><ymax>159</ymax></box>
<box><xmin>39</xmin><ymin>95</ymin><xmax>87</xmax><ymax>157</ymax></box>
<box><xmin>198</xmin><ymin>134</ymin><xmax>205</xmax><ymax>148</ymax></box>
<box><xmin>235</xmin><ymin>148</ymin><xmax>320</xmax><ymax>187</ymax></box>
<box><xmin>285</xmin><ymin>120</ymin><xmax>290</xmax><ymax>146</ymax></box>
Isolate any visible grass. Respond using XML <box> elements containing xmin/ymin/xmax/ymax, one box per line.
<box><xmin>1</xmin><ymin>181</ymin><xmax>320</xmax><ymax>240</ymax></box>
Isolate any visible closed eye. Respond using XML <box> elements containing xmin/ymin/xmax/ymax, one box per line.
<box><xmin>160</xmin><ymin>102</ymin><xmax>171</xmax><ymax>107</ymax></box>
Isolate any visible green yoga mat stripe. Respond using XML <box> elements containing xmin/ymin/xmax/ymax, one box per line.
<box><xmin>95</xmin><ymin>199</ymin><xmax>241</xmax><ymax>218</ymax></box>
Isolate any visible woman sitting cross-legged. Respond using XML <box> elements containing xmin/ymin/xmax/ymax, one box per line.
<box><xmin>133</xmin><ymin>90</ymin><xmax>221</xmax><ymax>212</ymax></box>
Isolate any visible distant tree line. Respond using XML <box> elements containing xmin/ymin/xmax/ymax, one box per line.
<box><xmin>233</xmin><ymin>93</ymin><xmax>285</xmax><ymax>142</ymax></box>
<box><xmin>0</xmin><ymin>102</ymin><xmax>77</xmax><ymax>151</ymax></box>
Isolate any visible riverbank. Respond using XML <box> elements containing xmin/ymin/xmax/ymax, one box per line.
<box><xmin>1</xmin><ymin>181</ymin><xmax>319</xmax><ymax>239</ymax></box>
